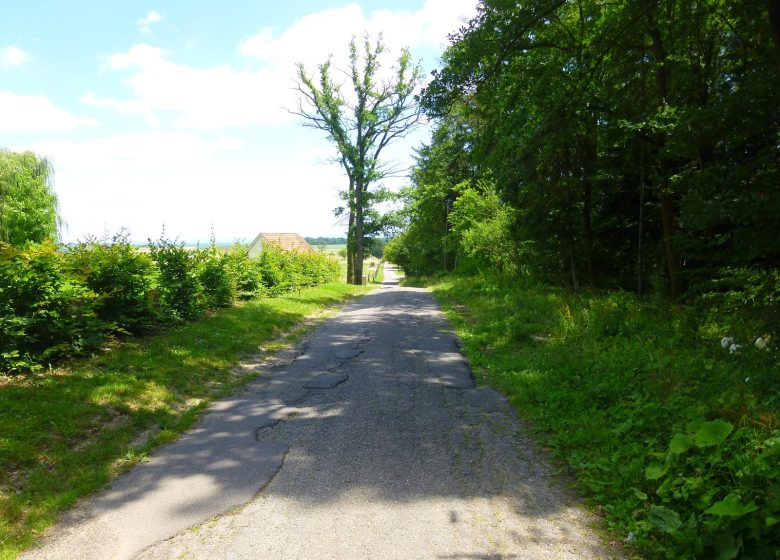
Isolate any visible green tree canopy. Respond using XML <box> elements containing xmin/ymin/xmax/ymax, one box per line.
<box><xmin>406</xmin><ymin>0</ymin><xmax>780</xmax><ymax>297</ymax></box>
<box><xmin>0</xmin><ymin>150</ymin><xmax>60</xmax><ymax>247</ymax></box>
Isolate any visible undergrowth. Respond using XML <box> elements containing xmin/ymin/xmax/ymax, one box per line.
<box><xmin>426</xmin><ymin>274</ymin><xmax>779</xmax><ymax>559</ymax></box>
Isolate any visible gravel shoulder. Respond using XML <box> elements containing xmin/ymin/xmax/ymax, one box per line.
<box><xmin>24</xmin><ymin>267</ymin><xmax>621</xmax><ymax>560</ymax></box>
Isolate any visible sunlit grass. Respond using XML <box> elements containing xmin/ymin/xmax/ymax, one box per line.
<box><xmin>426</xmin><ymin>274</ymin><xmax>779</xmax><ymax>558</ymax></box>
<box><xmin>0</xmin><ymin>282</ymin><xmax>371</xmax><ymax>559</ymax></box>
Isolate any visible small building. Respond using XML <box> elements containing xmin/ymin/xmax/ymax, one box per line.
<box><xmin>247</xmin><ymin>232</ymin><xmax>313</xmax><ymax>258</ymax></box>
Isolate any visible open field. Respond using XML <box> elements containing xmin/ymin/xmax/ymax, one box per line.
<box><xmin>322</xmin><ymin>244</ymin><xmax>346</xmax><ymax>255</ymax></box>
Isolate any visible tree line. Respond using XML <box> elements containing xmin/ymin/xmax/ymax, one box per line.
<box><xmin>386</xmin><ymin>0</ymin><xmax>779</xmax><ymax>300</ymax></box>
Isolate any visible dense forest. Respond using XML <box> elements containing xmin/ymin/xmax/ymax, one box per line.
<box><xmin>388</xmin><ymin>0</ymin><xmax>779</xmax><ymax>297</ymax></box>
<box><xmin>386</xmin><ymin>1</ymin><xmax>779</xmax><ymax>558</ymax></box>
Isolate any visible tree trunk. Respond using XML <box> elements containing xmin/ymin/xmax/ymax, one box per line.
<box><xmin>353</xmin><ymin>180</ymin><xmax>365</xmax><ymax>285</ymax></box>
<box><xmin>578</xmin><ymin>1</ymin><xmax>595</xmax><ymax>287</ymax></box>
<box><xmin>346</xmin><ymin>220</ymin><xmax>355</xmax><ymax>284</ymax></box>
<box><xmin>581</xmin><ymin>117</ymin><xmax>596</xmax><ymax>287</ymax></box>
<box><xmin>659</xmin><ymin>189</ymin><xmax>683</xmax><ymax>297</ymax></box>
<box><xmin>564</xmin><ymin>150</ymin><xmax>579</xmax><ymax>290</ymax></box>
<box><xmin>651</xmin><ymin>25</ymin><xmax>684</xmax><ymax>299</ymax></box>
<box><xmin>637</xmin><ymin>144</ymin><xmax>646</xmax><ymax>296</ymax></box>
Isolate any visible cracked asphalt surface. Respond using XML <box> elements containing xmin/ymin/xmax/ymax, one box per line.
<box><xmin>24</xmin><ymin>267</ymin><xmax>619</xmax><ymax>560</ymax></box>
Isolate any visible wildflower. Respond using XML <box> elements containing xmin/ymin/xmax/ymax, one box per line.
<box><xmin>745</xmin><ymin>377</ymin><xmax>751</xmax><ymax>383</ymax></box>
<box><xmin>721</xmin><ymin>336</ymin><xmax>733</xmax><ymax>349</ymax></box>
<box><xmin>729</xmin><ymin>343</ymin><xmax>741</xmax><ymax>354</ymax></box>
<box><xmin>626</xmin><ymin>532</ymin><xmax>637</xmax><ymax>545</ymax></box>
<box><xmin>755</xmin><ymin>337</ymin><xmax>767</xmax><ymax>350</ymax></box>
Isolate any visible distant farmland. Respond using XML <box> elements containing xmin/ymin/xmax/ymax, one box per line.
<box><xmin>324</xmin><ymin>244</ymin><xmax>346</xmax><ymax>256</ymax></box>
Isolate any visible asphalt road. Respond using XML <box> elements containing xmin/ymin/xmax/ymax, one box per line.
<box><xmin>25</xmin><ymin>266</ymin><xmax>618</xmax><ymax>560</ymax></box>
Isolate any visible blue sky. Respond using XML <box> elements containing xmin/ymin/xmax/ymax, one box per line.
<box><xmin>0</xmin><ymin>1</ymin><xmax>477</xmax><ymax>243</ymax></box>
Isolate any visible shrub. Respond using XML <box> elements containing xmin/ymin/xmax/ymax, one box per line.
<box><xmin>0</xmin><ymin>242</ymin><xmax>103</xmax><ymax>372</ymax></box>
<box><xmin>224</xmin><ymin>244</ymin><xmax>267</xmax><ymax>300</ymax></box>
<box><xmin>0</xmin><ymin>234</ymin><xmax>344</xmax><ymax>374</ymax></box>
<box><xmin>254</xmin><ymin>247</ymin><xmax>341</xmax><ymax>295</ymax></box>
<box><xmin>697</xmin><ymin>267</ymin><xmax>780</xmax><ymax>343</ymax></box>
<box><xmin>64</xmin><ymin>231</ymin><xmax>156</xmax><ymax>334</ymax></box>
<box><xmin>255</xmin><ymin>246</ymin><xmax>290</xmax><ymax>295</ymax></box>
<box><xmin>301</xmin><ymin>250</ymin><xmax>341</xmax><ymax>285</ymax></box>
<box><xmin>147</xmin><ymin>236</ymin><xmax>202</xmax><ymax>321</ymax></box>
<box><xmin>195</xmin><ymin>246</ymin><xmax>234</xmax><ymax>309</ymax></box>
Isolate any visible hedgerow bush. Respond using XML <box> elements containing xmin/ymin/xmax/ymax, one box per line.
<box><xmin>0</xmin><ymin>235</ymin><xmax>344</xmax><ymax>374</ymax></box>
<box><xmin>224</xmin><ymin>244</ymin><xmax>267</xmax><ymax>300</ymax></box>
<box><xmin>260</xmin><ymin>247</ymin><xmax>341</xmax><ymax>294</ymax></box>
<box><xmin>295</xmin><ymin>249</ymin><xmax>341</xmax><ymax>285</ymax></box>
<box><xmin>255</xmin><ymin>246</ymin><xmax>289</xmax><ymax>295</ymax></box>
<box><xmin>0</xmin><ymin>242</ymin><xmax>103</xmax><ymax>372</ymax></box>
<box><xmin>195</xmin><ymin>246</ymin><xmax>234</xmax><ymax>309</ymax></box>
<box><xmin>148</xmin><ymin>236</ymin><xmax>202</xmax><ymax>322</ymax></box>
<box><xmin>64</xmin><ymin>231</ymin><xmax>156</xmax><ymax>334</ymax></box>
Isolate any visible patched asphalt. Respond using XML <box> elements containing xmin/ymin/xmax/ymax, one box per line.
<box><xmin>23</xmin><ymin>266</ymin><xmax>620</xmax><ymax>560</ymax></box>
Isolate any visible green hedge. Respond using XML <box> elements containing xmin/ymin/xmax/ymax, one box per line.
<box><xmin>0</xmin><ymin>238</ymin><xmax>341</xmax><ymax>373</ymax></box>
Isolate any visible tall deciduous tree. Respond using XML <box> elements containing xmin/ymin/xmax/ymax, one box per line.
<box><xmin>293</xmin><ymin>34</ymin><xmax>423</xmax><ymax>284</ymax></box>
<box><xmin>0</xmin><ymin>150</ymin><xmax>60</xmax><ymax>246</ymax></box>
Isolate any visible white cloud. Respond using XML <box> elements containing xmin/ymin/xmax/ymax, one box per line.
<box><xmin>0</xmin><ymin>91</ymin><xmax>97</xmax><ymax>131</ymax></box>
<box><xmin>2</xmin><ymin>3</ymin><xmax>479</xmax><ymax>243</ymax></box>
<box><xmin>239</xmin><ymin>0</ymin><xmax>477</xmax><ymax>68</ymax></box>
<box><xmin>89</xmin><ymin>2</ymin><xmax>478</xmax><ymax>131</ymax></box>
<box><xmin>92</xmin><ymin>44</ymin><xmax>293</xmax><ymax>129</ymax></box>
<box><xmin>137</xmin><ymin>10</ymin><xmax>162</xmax><ymax>34</ymax></box>
<box><xmin>19</xmin><ymin>131</ymin><xmax>349</xmax><ymax>243</ymax></box>
<box><xmin>0</xmin><ymin>45</ymin><xmax>31</xmax><ymax>68</ymax></box>
<box><xmin>415</xmin><ymin>0</ymin><xmax>476</xmax><ymax>47</ymax></box>
<box><xmin>81</xmin><ymin>92</ymin><xmax>160</xmax><ymax>126</ymax></box>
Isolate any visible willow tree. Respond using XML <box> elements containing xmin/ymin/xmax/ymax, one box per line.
<box><xmin>293</xmin><ymin>35</ymin><xmax>422</xmax><ymax>284</ymax></box>
<box><xmin>0</xmin><ymin>150</ymin><xmax>60</xmax><ymax>246</ymax></box>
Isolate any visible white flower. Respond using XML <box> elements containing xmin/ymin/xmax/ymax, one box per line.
<box><xmin>721</xmin><ymin>336</ymin><xmax>733</xmax><ymax>349</ymax></box>
<box><xmin>745</xmin><ymin>377</ymin><xmax>751</xmax><ymax>383</ymax></box>
<box><xmin>729</xmin><ymin>343</ymin><xmax>741</xmax><ymax>354</ymax></box>
<box><xmin>626</xmin><ymin>532</ymin><xmax>637</xmax><ymax>544</ymax></box>
<box><xmin>755</xmin><ymin>337</ymin><xmax>768</xmax><ymax>350</ymax></box>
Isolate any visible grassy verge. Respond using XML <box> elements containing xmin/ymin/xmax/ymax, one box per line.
<box><xmin>0</xmin><ymin>282</ymin><xmax>372</xmax><ymax>559</ymax></box>
<box><xmin>424</xmin><ymin>274</ymin><xmax>779</xmax><ymax>559</ymax></box>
